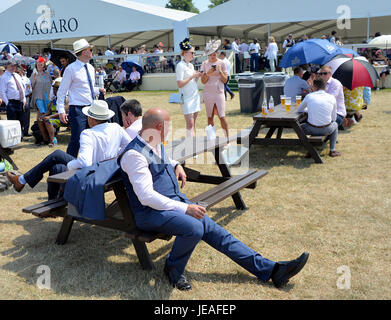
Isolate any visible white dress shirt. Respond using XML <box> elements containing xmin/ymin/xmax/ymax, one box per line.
<box><xmin>125</xmin><ymin>118</ymin><xmax>142</xmax><ymax>140</ymax></box>
<box><xmin>21</xmin><ymin>75</ymin><xmax>32</xmax><ymax>96</ymax></box>
<box><xmin>232</xmin><ymin>41</ymin><xmax>240</xmax><ymax>54</ymax></box>
<box><xmin>67</xmin><ymin>122</ymin><xmax>131</xmax><ymax>171</ymax></box>
<box><xmin>120</xmin><ymin>135</ymin><xmax>187</xmax><ymax>214</ymax></box>
<box><xmin>0</xmin><ymin>70</ymin><xmax>26</xmax><ymax>105</ymax></box>
<box><xmin>265</xmin><ymin>42</ymin><xmax>278</xmax><ymax>60</ymax></box>
<box><xmin>56</xmin><ymin>59</ymin><xmax>100</xmax><ymax>114</ymax></box>
<box><xmin>222</xmin><ymin>57</ymin><xmax>231</xmax><ymax>75</ymax></box>
<box><xmin>249</xmin><ymin>43</ymin><xmax>261</xmax><ymax>54</ymax></box>
<box><xmin>114</xmin><ymin>69</ymin><xmax>127</xmax><ymax>82</ymax></box>
<box><xmin>239</xmin><ymin>42</ymin><xmax>249</xmax><ymax>53</ymax></box>
<box><xmin>297</xmin><ymin>90</ymin><xmax>337</xmax><ymax>126</ymax></box>
<box><xmin>325</xmin><ymin>77</ymin><xmax>346</xmax><ymax>117</ymax></box>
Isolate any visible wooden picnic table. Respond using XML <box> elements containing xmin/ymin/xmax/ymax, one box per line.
<box><xmin>24</xmin><ymin>135</ymin><xmax>268</xmax><ymax>270</ymax></box>
<box><xmin>237</xmin><ymin>104</ymin><xmax>326</xmax><ymax>164</ymax></box>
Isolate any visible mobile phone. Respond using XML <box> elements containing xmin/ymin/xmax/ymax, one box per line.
<box><xmin>212</xmin><ymin>65</ymin><xmax>216</xmax><ymax>69</ymax></box>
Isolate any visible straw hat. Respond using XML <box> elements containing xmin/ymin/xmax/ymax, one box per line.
<box><xmin>73</xmin><ymin>39</ymin><xmax>94</xmax><ymax>54</ymax></box>
<box><xmin>82</xmin><ymin>100</ymin><xmax>115</xmax><ymax>121</ymax></box>
<box><xmin>204</xmin><ymin>39</ymin><xmax>221</xmax><ymax>56</ymax></box>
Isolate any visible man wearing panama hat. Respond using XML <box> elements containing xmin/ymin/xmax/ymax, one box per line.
<box><xmin>7</xmin><ymin>100</ymin><xmax>131</xmax><ymax>201</ymax></box>
<box><xmin>56</xmin><ymin>38</ymin><xmax>106</xmax><ymax>157</ymax></box>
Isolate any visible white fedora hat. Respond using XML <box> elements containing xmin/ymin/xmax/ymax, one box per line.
<box><xmin>73</xmin><ymin>38</ymin><xmax>94</xmax><ymax>54</ymax></box>
<box><xmin>204</xmin><ymin>39</ymin><xmax>221</xmax><ymax>56</ymax></box>
<box><xmin>82</xmin><ymin>100</ymin><xmax>115</xmax><ymax>121</ymax></box>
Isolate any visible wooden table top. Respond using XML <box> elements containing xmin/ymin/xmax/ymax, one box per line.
<box><xmin>253</xmin><ymin>104</ymin><xmax>306</xmax><ymax>122</ymax></box>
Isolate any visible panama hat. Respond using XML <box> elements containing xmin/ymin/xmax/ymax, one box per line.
<box><xmin>82</xmin><ymin>100</ymin><xmax>115</xmax><ymax>121</ymax></box>
<box><xmin>204</xmin><ymin>39</ymin><xmax>221</xmax><ymax>56</ymax></box>
<box><xmin>73</xmin><ymin>39</ymin><xmax>94</xmax><ymax>54</ymax></box>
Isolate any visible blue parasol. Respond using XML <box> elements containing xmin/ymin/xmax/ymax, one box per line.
<box><xmin>279</xmin><ymin>39</ymin><xmax>355</xmax><ymax>68</ymax></box>
<box><xmin>121</xmin><ymin>60</ymin><xmax>144</xmax><ymax>76</ymax></box>
<box><xmin>0</xmin><ymin>42</ymin><xmax>19</xmax><ymax>55</ymax></box>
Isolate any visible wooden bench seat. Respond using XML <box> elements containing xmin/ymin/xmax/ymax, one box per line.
<box><xmin>23</xmin><ymin>198</ymin><xmax>68</xmax><ymax>218</ymax></box>
<box><xmin>190</xmin><ymin>169</ymin><xmax>268</xmax><ymax>209</ymax></box>
<box><xmin>308</xmin><ymin>135</ymin><xmax>329</xmax><ymax>146</ymax></box>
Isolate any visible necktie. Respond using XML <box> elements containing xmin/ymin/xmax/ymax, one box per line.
<box><xmin>12</xmin><ymin>73</ymin><xmax>24</xmax><ymax>101</ymax></box>
<box><xmin>84</xmin><ymin>64</ymin><xmax>95</xmax><ymax>101</ymax></box>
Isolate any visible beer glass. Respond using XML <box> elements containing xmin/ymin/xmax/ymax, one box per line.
<box><xmin>296</xmin><ymin>96</ymin><xmax>302</xmax><ymax>106</ymax></box>
<box><xmin>285</xmin><ymin>97</ymin><xmax>291</xmax><ymax>112</ymax></box>
<box><xmin>280</xmin><ymin>95</ymin><xmax>286</xmax><ymax>106</ymax></box>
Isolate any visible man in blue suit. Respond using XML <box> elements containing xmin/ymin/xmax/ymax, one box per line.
<box><xmin>120</xmin><ymin>108</ymin><xmax>309</xmax><ymax>290</ymax></box>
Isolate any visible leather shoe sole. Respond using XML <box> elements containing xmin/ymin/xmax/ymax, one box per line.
<box><xmin>6</xmin><ymin>171</ymin><xmax>25</xmax><ymax>192</ymax></box>
<box><xmin>329</xmin><ymin>151</ymin><xmax>342</xmax><ymax>157</ymax></box>
<box><xmin>272</xmin><ymin>252</ymin><xmax>309</xmax><ymax>288</ymax></box>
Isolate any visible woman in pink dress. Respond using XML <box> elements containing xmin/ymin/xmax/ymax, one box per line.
<box><xmin>201</xmin><ymin>40</ymin><xmax>229</xmax><ymax>138</ymax></box>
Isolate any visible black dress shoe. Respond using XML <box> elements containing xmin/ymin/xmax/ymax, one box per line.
<box><xmin>271</xmin><ymin>252</ymin><xmax>309</xmax><ymax>288</ymax></box>
<box><xmin>164</xmin><ymin>261</ymin><xmax>192</xmax><ymax>291</ymax></box>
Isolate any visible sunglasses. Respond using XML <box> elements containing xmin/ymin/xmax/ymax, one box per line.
<box><xmin>317</xmin><ymin>72</ymin><xmax>329</xmax><ymax>75</ymax></box>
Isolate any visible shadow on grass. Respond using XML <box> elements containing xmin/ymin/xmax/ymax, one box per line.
<box><xmin>0</xmin><ymin>203</ymin><xmax>283</xmax><ymax>299</ymax></box>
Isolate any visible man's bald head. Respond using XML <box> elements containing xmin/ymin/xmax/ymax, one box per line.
<box><xmin>142</xmin><ymin>108</ymin><xmax>170</xmax><ymax>129</ymax></box>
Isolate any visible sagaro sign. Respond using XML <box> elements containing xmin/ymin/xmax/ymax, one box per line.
<box><xmin>24</xmin><ymin>4</ymin><xmax>79</xmax><ymax>36</ymax></box>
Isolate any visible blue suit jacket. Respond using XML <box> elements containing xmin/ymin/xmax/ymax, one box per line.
<box><xmin>64</xmin><ymin>159</ymin><xmax>120</xmax><ymax>220</ymax></box>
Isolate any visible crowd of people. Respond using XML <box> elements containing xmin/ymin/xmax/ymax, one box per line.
<box><xmin>0</xmin><ymin>28</ymin><xmax>388</xmax><ymax>292</ymax></box>
<box><xmin>1</xmin><ymin>36</ymin><xmax>312</xmax><ymax>292</ymax></box>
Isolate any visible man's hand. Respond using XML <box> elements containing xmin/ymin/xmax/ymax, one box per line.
<box><xmin>175</xmin><ymin>164</ymin><xmax>187</xmax><ymax>188</ymax></box>
<box><xmin>186</xmin><ymin>204</ymin><xmax>206</xmax><ymax>220</ymax></box>
<box><xmin>59</xmin><ymin>113</ymin><xmax>68</xmax><ymax>124</ymax></box>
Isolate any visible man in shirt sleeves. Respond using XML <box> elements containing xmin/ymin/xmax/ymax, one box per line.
<box><xmin>0</xmin><ymin>60</ymin><xmax>26</xmax><ymax>135</ymax></box>
<box><xmin>297</xmin><ymin>78</ymin><xmax>341</xmax><ymax>157</ymax></box>
<box><xmin>120</xmin><ymin>99</ymin><xmax>143</xmax><ymax>140</ymax></box>
<box><xmin>57</xmin><ymin>39</ymin><xmax>106</xmax><ymax>157</ymax></box>
<box><xmin>120</xmin><ymin>108</ymin><xmax>309</xmax><ymax>291</ymax></box>
<box><xmin>7</xmin><ymin>100</ymin><xmax>131</xmax><ymax>200</ymax></box>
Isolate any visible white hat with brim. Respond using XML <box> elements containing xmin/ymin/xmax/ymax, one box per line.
<box><xmin>73</xmin><ymin>38</ymin><xmax>94</xmax><ymax>54</ymax></box>
<box><xmin>82</xmin><ymin>100</ymin><xmax>115</xmax><ymax>121</ymax></box>
<box><xmin>204</xmin><ymin>39</ymin><xmax>221</xmax><ymax>56</ymax></box>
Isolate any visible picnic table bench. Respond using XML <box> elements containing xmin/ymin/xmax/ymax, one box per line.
<box><xmin>23</xmin><ymin>135</ymin><xmax>268</xmax><ymax>270</ymax></box>
<box><xmin>0</xmin><ymin>144</ymin><xmax>22</xmax><ymax>170</ymax></box>
<box><xmin>237</xmin><ymin>104</ymin><xmax>329</xmax><ymax>163</ymax></box>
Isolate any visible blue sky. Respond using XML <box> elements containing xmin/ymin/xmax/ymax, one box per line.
<box><xmin>0</xmin><ymin>0</ymin><xmax>212</xmax><ymax>13</ymax></box>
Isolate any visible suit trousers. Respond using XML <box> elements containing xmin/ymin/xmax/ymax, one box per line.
<box><xmin>6</xmin><ymin>100</ymin><xmax>25</xmax><ymax>136</ymax></box>
<box><xmin>67</xmin><ymin>105</ymin><xmax>88</xmax><ymax>157</ymax></box>
<box><xmin>23</xmin><ymin>97</ymin><xmax>31</xmax><ymax>136</ymax></box>
<box><xmin>24</xmin><ymin>150</ymin><xmax>75</xmax><ymax>199</ymax></box>
<box><xmin>136</xmin><ymin>209</ymin><xmax>276</xmax><ymax>283</ymax></box>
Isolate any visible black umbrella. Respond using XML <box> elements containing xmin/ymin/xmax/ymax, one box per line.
<box><xmin>50</xmin><ymin>48</ymin><xmax>77</xmax><ymax>70</ymax></box>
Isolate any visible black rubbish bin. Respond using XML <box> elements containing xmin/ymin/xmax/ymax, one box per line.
<box><xmin>237</xmin><ymin>74</ymin><xmax>264</xmax><ymax>113</ymax></box>
<box><xmin>263</xmin><ymin>73</ymin><xmax>288</xmax><ymax>106</ymax></box>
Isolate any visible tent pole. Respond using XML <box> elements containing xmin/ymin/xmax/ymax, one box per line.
<box><xmin>367</xmin><ymin>17</ymin><xmax>370</xmax><ymax>42</ymax></box>
<box><xmin>268</xmin><ymin>24</ymin><xmax>271</xmax><ymax>39</ymax></box>
<box><xmin>107</xmin><ymin>35</ymin><xmax>111</xmax><ymax>49</ymax></box>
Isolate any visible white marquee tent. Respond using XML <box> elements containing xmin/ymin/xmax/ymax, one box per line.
<box><xmin>187</xmin><ymin>0</ymin><xmax>391</xmax><ymax>47</ymax></box>
<box><xmin>0</xmin><ymin>0</ymin><xmax>195</xmax><ymax>55</ymax></box>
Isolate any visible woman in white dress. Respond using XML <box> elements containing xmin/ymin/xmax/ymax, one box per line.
<box><xmin>265</xmin><ymin>36</ymin><xmax>279</xmax><ymax>72</ymax></box>
<box><xmin>176</xmin><ymin>38</ymin><xmax>202</xmax><ymax>137</ymax></box>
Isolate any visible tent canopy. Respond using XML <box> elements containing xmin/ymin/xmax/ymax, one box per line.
<box><xmin>0</xmin><ymin>0</ymin><xmax>195</xmax><ymax>52</ymax></box>
<box><xmin>187</xmin><ymin>0</ymin><xmax>391</xmax><ymax>45</ymax></box>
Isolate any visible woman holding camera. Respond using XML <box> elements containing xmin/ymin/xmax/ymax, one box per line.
<box><xmin>201</xmin><ymin>40</ymin><xmax>229</xmax><ymax>138</ymax></box>
<box><xmin>372</xmin><ymin>49</ymin><xmax>390</xmax><ymax>90</ymax></box>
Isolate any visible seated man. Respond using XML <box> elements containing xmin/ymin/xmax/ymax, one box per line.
<box><xmin>284</xmin><ymin>66</ymin><xmax>310</xmax><ymax>101</ymax></box>
<box><xmin>297</xmin><ymin>78</ymin><xmax>341</xmax><ymax>158</ymax></box>
<box><xmin>120</xmin><ymin>107</ymin><xmax>309</xmax><ymax>291</ymax></box>
<box><xmin>7</xmin><ymin>100</ymin><xmax>131</xmax><ymax>200</ymax></box>
<box><xmin>125</xmin><ymin>66</ymin><xmax>141</xmax><ymax>92</ymax></box>
<box><xmin>318</xmin><ymin>65</ymin><xmax>354</xmax><ymax>130</ymax></box>
<box><xmin>112</xmin><ymin>65</ymin><xmax>127</xmax><ymax>91</ymax></box>
<box><xmin>120</xmin><ymin>99</ymin><xmax>143</xmax><ymax>140</ymax></box>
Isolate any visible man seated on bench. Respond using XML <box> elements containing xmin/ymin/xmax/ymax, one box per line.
<box><xmin>120</xmin><ymin>107</ymin><xmax>309</xmax><ymax>291</ymax></box>
<box><xmin>297</xmin><ymin>78</ymin><xmax>341</xmax><ymax>158</ymax></box>
<box><xmin>7</xmin><ymin>100</ymin><xmax>131</xmax><ymax>200</ymax></box>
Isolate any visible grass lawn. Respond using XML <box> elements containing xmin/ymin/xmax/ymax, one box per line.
<box><xmin>0</xmin><ymin>89</ymin><xmax>390</xmax><ymax>300</ymax></box>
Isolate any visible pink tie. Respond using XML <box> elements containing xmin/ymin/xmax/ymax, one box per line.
<box><xmin>12</xmin><ymin>73</ymin><xmax>24</xmax><ymax>101</ymax></box>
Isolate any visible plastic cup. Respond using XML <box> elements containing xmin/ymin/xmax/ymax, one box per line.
<box><xmin>285</xmin><ymin>97</ymin><xmax>291</xmax><ymax>112</ymax></box>
<box><xmin>296</xmin><ymin>96</ymin><xmax>302</xmax><ymax>106</ymax></box>
<box><xmin>280</xmin><ymin>95</ymin><xmax>286</xmax><ymax>106</ymax></box>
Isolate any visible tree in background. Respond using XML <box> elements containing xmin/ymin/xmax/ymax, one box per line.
<box><xmin>208</xmin><ymin>0</ymin><xmax>230</xmax><ymax>9</ymax></box>
<box><xmin>166</xmin><ymin>0</ymin><xmax>200</xmax><ymax>13</ymax></box>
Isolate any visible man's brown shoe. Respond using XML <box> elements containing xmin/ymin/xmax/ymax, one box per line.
<box><xmin>329</xmin><ymin>151</ymin><xmax>342</xmax><ymax>157</ymax></box>
<box><xmin>6</xmin><ymin>171</ymin><xmax>25</xmax><ymax>192</ymax></box>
